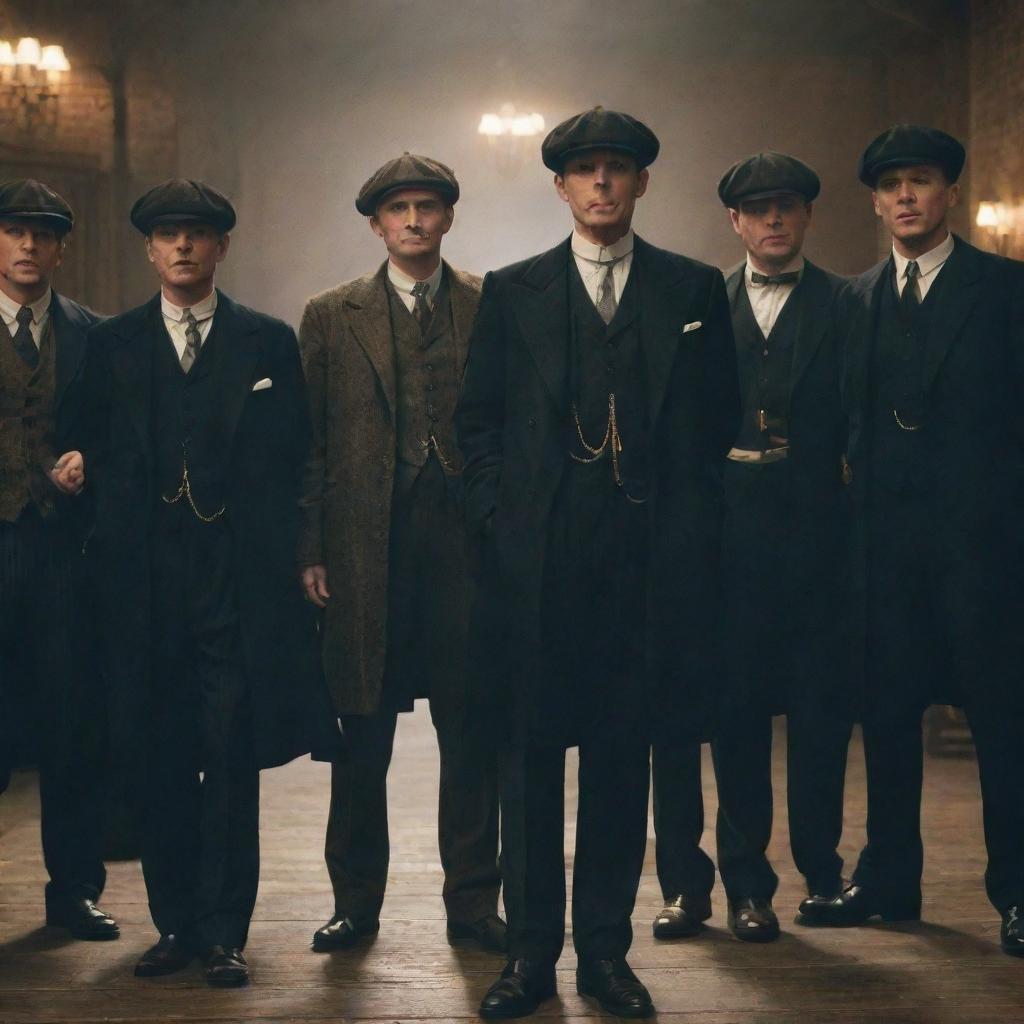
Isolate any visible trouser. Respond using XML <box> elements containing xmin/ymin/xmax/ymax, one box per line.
<box><xmin>142</xmin><ymin>509</ymin><xmax>259</xmax><ymax>950</ymax></box>
<box><xmin>0</xmin><ymin>509</ymin><xmax>106</xmax><ymax>909</ymax></box>
<box><xmin>501</xmin><ymin>736</ymin><xmax>650</xmax><ymax>964</ymax></box>
<box><xmin>324</xmin><ymin>697</ymin><xmax>501</xmax><ymax>924</ymax></box>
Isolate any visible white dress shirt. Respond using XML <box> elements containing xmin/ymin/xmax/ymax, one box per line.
<box><xmin>161</xmin><ymin>289</ymin><xmax>217</xmax><ymax>361</ymax></box>
<box><xmin>892</xmin><ymin>231</ymin><xmax>954</xmax><ymax>302</ymax></box>
<box><xmin>744</xmin><ymin>256</ymin><xmax>804</xmax><ymax>338</ymax></box>
<box><xmin>388</xmin><ymin>260</ymin><xmax>443</xmax><ymax>314</ymax></box>
<box><xmin>0</xmin><ymin>287</ymin><xmax>52</xmax><ymax>348</ymax></box>
<box><xmin>571</xmin><ymin>228</ymin><xmax>634</xmax><ymax>306</ymax></box>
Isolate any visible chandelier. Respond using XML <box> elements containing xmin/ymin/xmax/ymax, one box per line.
<box><xmin>0</xmin><ymin>37</ymin><xmax>71</xmax><ymax>136</ymax></box>
<box><xmin>477</xmin><ymin>103</ymin><xmax>546</xmax><ymax>177</ymax></box>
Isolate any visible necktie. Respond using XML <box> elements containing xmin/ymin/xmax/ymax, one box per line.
<box><xmin>900</xmin><ymin>260</ymin><xmax>920</xmax><ymax>314</ymax></box>
<box><xmin>750</xmin><ymin>271</ymin><xmax>800</xmax><ymax>286</ymax></box>
<box><xmin>596</xmin><ymin>264</ymin><xmax>617</xmax><ymax>325</ymax></box>
<box><xmin>411</xmin><ymin>281</ymin><xmax>431</xmax><ymax>334</ymax></box>
<box><xmin>11</xmin><ymin>305</ymin><xmax>38</xmax><ymax>369</ymax></box>
<box><xmin>180</xmin><ymin>309</ymin><xmax>201</xmax><ymax>372</ymax></box>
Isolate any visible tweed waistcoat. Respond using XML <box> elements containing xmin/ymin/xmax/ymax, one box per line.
<box><xmin>0</xmin><ymin>316</ymin><xmax>57</xmax><ymax>522</ymax></box>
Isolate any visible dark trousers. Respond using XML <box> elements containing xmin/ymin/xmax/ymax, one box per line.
<box><xmin>501</xmin><ymin>736</ymin><xmax>650</xmax><ymax>965</ymax></box>
<box><xmin>143</xmin><ymin>509</ymin><xmax>259</xmax><ymax>950</ymax></box>
<box><xmin>853</xmin><ymin>488</ymin><xmax>1024</xmax><ymax>913</ymax></box>
<box><xmin>325</xmin><ymin>700</ymin><xmax>501</xmax><ymax>924</ymax></box>
<box><xmin>0</xmin><ymin>510</ymin><xmax>106</xmax><ymax>909</ymax></box>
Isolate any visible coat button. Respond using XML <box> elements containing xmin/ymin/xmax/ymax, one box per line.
<box><xmin>527</xmin><ymin>417</ymin><xmax>536</xmax><ymax>428</ymax></box>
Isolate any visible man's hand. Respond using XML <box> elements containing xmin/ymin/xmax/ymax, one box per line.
<box><xmin>301</xmin><ymin>564</ymin><xmax>331</xmax><ymax>608</ymax></box>
<box><xmin>47</xmin><ymin>450</ymin><xmax>85</xmax><ymax>495</ymax></box>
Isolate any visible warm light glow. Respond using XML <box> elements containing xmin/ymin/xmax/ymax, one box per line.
<box><xmin>38</xmin><ymin>45</ymin><xmax>70</xmax><ymax>73</ymax></box>
<box><xmin>477</xmin><ymin>103</ymin><xmax>545</xmax><ymax>138</ymax></box>
<box><xmin>976</xmin><ymin>202</ymin><xmax>999</xmax><ymax>228</ymax></box>
<box><xmin>0</xmin><ymin>41</ymin><xmax>15</xmax><ymax>67</ymax></box>
<box><xmin>15</xmin><ymin>37</ymin><xmax>41</xmax><ymax>66</ymax></box>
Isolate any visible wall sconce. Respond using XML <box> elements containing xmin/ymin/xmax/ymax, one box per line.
<box><xmin>0</xmin><ymin>37</ymin><xmax>71</xmax><ymax>136</ymax></box>
<box><xmin>478</xmin><ymin>103</ymin><xmax>546</xmax><ymax>177</ymax></box>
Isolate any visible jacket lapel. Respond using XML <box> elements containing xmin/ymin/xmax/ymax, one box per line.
<box><xmin>447</xmin><ymin>264</ymin><xmax>477</xmax><ymax>378</ymax></box>
<box><xmin>208</xmin><ymin>290</ymin><xmax>264</xmax><ymax>462</ymax></box>
<box><xmin>107</xmin><ymin>296</ymin><xmax>160</xmax><ymax>453</ymax></box>
<box><xmin>344</xmin><ymin>264</ymin><xmax>396</xmax><ymax>413</ymax></box>
<box><xmin>51</xmin><ymin>293</ymin><xmax>88</xmax><ymax>415</ymax></box>
<box><xmin>789</xmin><ymin>261</ymin><xmax>831</xmax><ymax>395</ymax></box>
<box><xmin>510</xmin><ymin>240</ymin><xmax>570</xmax><ymax>413</ymax></box>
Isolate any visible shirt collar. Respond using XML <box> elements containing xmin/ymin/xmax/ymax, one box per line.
<box><xmin>745</xmin><ymin>255</ymin><xmax>804</xmax><ymax>287</ymax></box>
<box><xmin>0</xmin><ymin>286</ymin><xmax>52</xmax><ymax>327</ymax></box>
<box><xmin>571</xmin><ymin>228</ymin><xmax>635</xmax><ymax>265</ymax></box>
<box><xmin>892</xmin><ymin>231</ymin><xmax>954</xmax><ymax>280</ymax></box>
<box><xmin>161</xmin><ymin>288</ymin><xmax>218</xmax><ymax>323</ymax></box>
<box><xmin>387</xmin><ymin>260</ymin><xmax>444</xmax><ymax>300</ymax></box>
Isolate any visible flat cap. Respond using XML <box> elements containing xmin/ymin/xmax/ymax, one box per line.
<box><xmin>718</xmin><ymin>152</ymin><xmax>820</xmax><ymax>206</ymax></box>
<box><xmin>858</xmin><ymin>125</ymin><xmax>965</xmax><ymax>187</ymax></box>
<box><xmin>130</xmin><ymin>178</ymin><xmax>236</xmax><ymax>234</ymax></box>
<box><xmin>0</xmin><ymin>179</ymin><xmax>73</xmax><ymax>232</ymax></box>
<box><xmin>541</xmin><ymin>106</ymin><xmax>660</xmax><ymax>173</ymax></box>
<box><xmin>355</xmin><ymin>153</ymin><xmax>459</xmax><ymax>216</ymax></box>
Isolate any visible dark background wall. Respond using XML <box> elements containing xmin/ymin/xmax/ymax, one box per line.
<box><xmin>1</xmin><ymin>0</ymin><xmax>1017</xmax><ymax>322</ymax></box>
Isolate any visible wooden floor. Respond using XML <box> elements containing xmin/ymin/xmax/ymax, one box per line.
<box><xmin>2</xmin><ymin>708</ymin><xmax>1022</xmax><ymax>1023</ymax></box>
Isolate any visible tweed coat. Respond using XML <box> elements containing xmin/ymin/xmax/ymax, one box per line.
<box><xmin>297</xmin><ymin>261</ymin><xmax>482</xmax><ymax>717</ymax></box>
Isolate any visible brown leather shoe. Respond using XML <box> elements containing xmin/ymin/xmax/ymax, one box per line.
<box><xmin>448</xmin><ymin>913</ymin><xmax>508</xmax><ymax>954</ymax></box>
<box><xmin>652</xmin><ymin>893</ymin><xmax>712</xmax><ymax>939</ymax></box>
<box><xmin>135</xmin><ymin>935</ymin><xmax>194</xmax><ymax>977</ymax></box>
<box><xmin>45</xmin><ymin>898</ymin><xmax>119</xmax><ymax>941</ymax></box>
<box><xmin>204</xmin><ymin>945</ymin><xmax>248</xmax><ymax>986</ymax></box>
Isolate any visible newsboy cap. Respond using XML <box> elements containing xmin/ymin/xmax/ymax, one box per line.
<box><xmin>130</xmin><ymin>178</ymin><xmax>237</xmax><ymax>234</ymax></box>
<box><xmin>718</xmin><ymin>152</ymin><xmax>820</xmax><ymax>207</ymax></box>
<box><xmin>0</xmin><ymin>179</ymin><xmax>74</xmax><ymax>232</ymax></box>
<box><xmin>355</xmin><ymin>153</ymin><xmax>460</xmax><ymax>216</ymax></box>
<box><xmin>541</xmin><ymin>107</ymin><xmax>660</xmax><ymax>173</ymax></box>
<box><xmin>858</xmin><ymin>125</ymin><xmax>965</xmax><ymax>187</ymax></box>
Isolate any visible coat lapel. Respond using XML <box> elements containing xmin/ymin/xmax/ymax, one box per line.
<box><xmin>343</xmin><ymin>264</ymin><xmax>396</xmax><ymax>413</ymax></box>
<box><xmin>51</xmin><ymin>293</ymin><xmax>88</xmax><ymax>415</ymax></box>
<box><xmin>208</xmin><ymin>290</ymin><xmax>264</xmax><ymax>462</ymax></box>
<box><xmin>107</xmin><ymin>297</ymin><xmax>160</xmax><ymax>453</ymax></box>
<box><xmin>789</xmin><ymin>261</ymin><xmax>832</xmax><ymax>395</ymax></box>
<box><xmin>510</xmin><ymin>240</ymin><xmax>570</xmax><ymax>413</ymax></box>
<box><xmin>447</xmin><ymin>264</ymin><xmax>478</xmax><ymax>378</ymax></box>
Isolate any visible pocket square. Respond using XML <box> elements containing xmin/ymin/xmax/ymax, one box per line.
<box><xmin>251</xmin><ymin>377</ymin><xmax>273</xmax><ymax>391</ymax></box>
<box><xmin>682</xmin><ymin>321</ymin><xmax>702</xmax><ymax>334</ymax></box>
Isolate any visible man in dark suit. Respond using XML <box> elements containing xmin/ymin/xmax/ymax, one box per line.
<box><xmin>298</xmin><ymin>154</ymin><xmax>503</xmax><ymax>955</ymax></box>
<box><xmin>82</xmin><ymin>179</ymin><xmax>320</xmax><ymax>985</ymax></box>
<box><xmin>800</xmin><ymin>125</ymin><xmax>1024</xmax><ymax>957</ymax></box>
<box><xmin>457</xmin><ymin>107</ymin><xmax>740</xmax><ymax>1019</ymax></box>
<box><xmin>650</xmin><ymin>155</ymin><xmax>852</xmax><ymax>943</ymax></box>
<box><xmin>0</xmin><ymin>179</ymin><xmax>117</xmax><ymax>941</ymax></box>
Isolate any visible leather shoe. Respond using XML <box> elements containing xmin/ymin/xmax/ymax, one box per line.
<box><xmin>204</xmin><ymin>945</ymin><xmax>248</xmax><ymax>986</ymax></box>
<box><xmin>653</xmin><ymin>893</ymin><xmax>712</xmax><ymax>939</ymax></box>
<box><xmin>479</xmin><ymin>958</ymin><xmax>556</xmax><ymax>1019</ymax></box>
<box><xmin>728</xmin><ymin>896</ymin><xmax>780</xmax><ymax>942</ymax></box>
<box><xmin>311</xmin><ymin>913</ymin><xmax>380</xmax><ymax>951</ymax></box>
<box><xmin>45</xmin><ymin>898</ymin><xmax>119</xmax><ymax>941</ymax></box>
<box><xmin>448</xmin><ymin>913</ymin><xmax>508</xmax><ymax>954</ymax></box>
<box><xmin>796</xmin><ymin>879</ymin><xmax>844</xmax><ymax>921</ymax></box>
<box><xmin>576</xmin><ymin>958</ymin><xmax>654</xmax><ymax>1019</ymax></box>
<box><xmin>1001</xmin><ymin>905</ymin><xmax>1024</xmax><ymax>957</ymax></box>
<box><xmin>135</xmin><ymin>934</ymin><xmax>194</xmax><ymax>977</ymax></box>
<box><xmin>795</xmin><ymin>884</ymin><xmax>920</xmax><ymax>927</ymax></box>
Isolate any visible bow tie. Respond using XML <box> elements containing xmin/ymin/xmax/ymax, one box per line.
<box><xmin>751</xmin><ymin>271</ymin><xmax>800</xmax><ymax>286</ymax></box>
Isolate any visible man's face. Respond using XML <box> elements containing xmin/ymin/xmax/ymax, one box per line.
<box><xmin>370</xmin><ymin>189</ymin><xmax>453</xmax><ymax>264</ymax></box>
<box><xmin>555</xmin><ymin>149</ymin><xmax>649</xmax><ymax>243</ymax></box>
<box><xmin>871</xmin><ymin>164</ymin><xmax>958</xmax><ymax>254</ymax></box>
<box><xmin>0</xmin><ymin>218</ymin><xmax>64</xmax><ymax>294</ymax></box>
<box><xmin>145</xmin><ymin>221</ymin><xmax>228</xmax><ymax>293</ymax></box>
<box><xmin>729</xmin><ymin>194</ymin><xmax>811</xmax><ymax>270</ymax></box>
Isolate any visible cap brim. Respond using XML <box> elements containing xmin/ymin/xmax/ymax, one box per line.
<box><xmin>545</xmin><ymin>142</ymin><xmax>650</xmax><ymax>172</ymax></box>
<box><xmin>730</xmin><ymin>188</ymin><xmax>812</xmax><ymax>206</ymax></box>
<box><xmin>861</xmin><ymin>155</ymin><xmax>955</xmax><ymax>186</ymax></box>
<box><xmin>1</xmin><ymin>210</ymin><xmax>73</xmax><ymax>230</ymax></box>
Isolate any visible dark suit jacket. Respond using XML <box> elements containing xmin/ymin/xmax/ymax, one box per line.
<box><xmin>723</xmin><ymin>260</ymin><xmax>851</xmax><ymax>713</ymax></box>
<box><xmin>456</xmin><ymin>236</ymin><xmax>741</xmax><ymax>745</ymax></box>
<box><xmin>843</xmin><ymin>235</ymin><xmax>1024</xmax><ymax>709</ymax></box>
<box><xmin>81</xmin><ymin>289</ymin><xmax>327</xmax><ymax>770</ymax></box>
<box><xmin>297</xmin><ymin>261</ymin><xmax>482</xmax><ymax>721</ymax></box>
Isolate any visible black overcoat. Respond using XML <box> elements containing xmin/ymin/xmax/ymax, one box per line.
<box><xmin>722</xmin><ymin>260</ymin><xmax>851</xmax><ymax>715</ymax></box>
<box><xmin>455</xmin><ymin>237</ymin><xmax>741</xmax><ymax>746</ymax></box>
<box><xmin>79</xmin><ymin>291</ymin><xmax>329</xmax><ymax>772</ymax></box>
<box><xmin>843</xmin><ymin>236</ymin><xmax>1024</xmax><ymax>713</ymax></box>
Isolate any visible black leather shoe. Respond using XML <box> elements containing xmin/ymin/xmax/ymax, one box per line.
<box><xmin>135</xmin><ymin>935</ymin><xmax>194</xmax><ymax>977</ymax></box>
<box><xmin>795</xmin><ymin>878</ymin><xmax>844</xmax><ymax>921</ymax></box>
<box><xmin>728</xmin><ymin>896</ymin><xmax>780</xmax><ymax>942</ymax></box>
<box><xmin>45</xmin><ymin>898</ymin><xmax>120</xmax><ymax>941</ymax></box>
<box><xmin>653</xmin><ymin>893</ymin><xmax>712</xmax><ymax>939</ymax></box>
<box><xmin>795</xmin><ymin>884</ymin><xmax>920</xmax><ymax>927</ymax></box>
<box><xmin>204</xmin><ymin>945</ymin><xmax>249</xmax><ymax>986</ymax></box>
<box><xmin>1001</xmin><ymin>905</ymin><xmax>1024</xmax><ymax>957</ymax></box>
<box><xmin>448</xmin><ymin>913</ymin><xmax>508</xmax><ymax>954</ymax></box>
<box><xmin>576</xmin><ymin>958</ymin><xmax>654</xmax><ymax>1019</ymax></box>
<box><xmin>311</xmin><ymin>913</ymin><xmax>380</xmax><ymax>951</ymax></box>
<box><xmin>479</xmin><ymin>958</ymin><xmax>556</xmax><ymax>1019</ymax></box>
